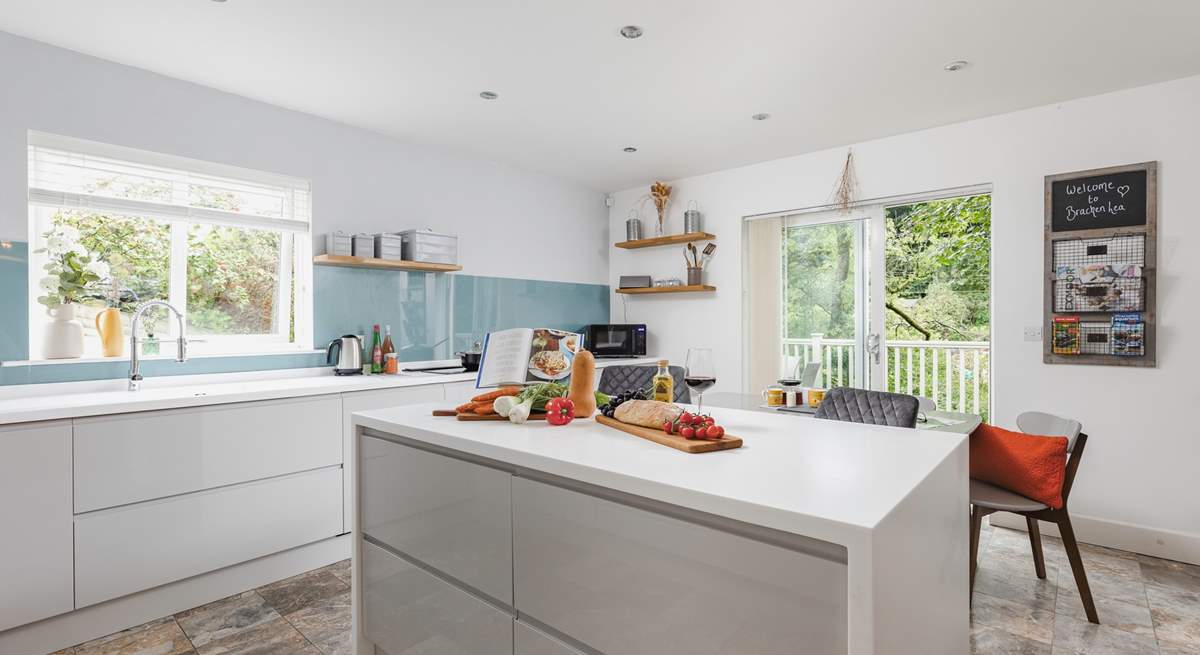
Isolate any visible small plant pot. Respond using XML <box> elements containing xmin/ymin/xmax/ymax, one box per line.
<box><xmin>686</xmin><ymin>267</ymin><xmax>703</xmax><ymax>286</ymax></box>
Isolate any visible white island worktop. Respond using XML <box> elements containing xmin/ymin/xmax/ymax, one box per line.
<box><xmin>352</xmin><ymin>402</ymin><xmax>970</xmax><ymax>655</ymax></box>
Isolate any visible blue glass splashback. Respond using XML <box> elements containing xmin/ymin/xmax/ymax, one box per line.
<box><xmin>0</xmin><ymin>245</ymin><xmax>611</xmax><ymax>385</ymax></box>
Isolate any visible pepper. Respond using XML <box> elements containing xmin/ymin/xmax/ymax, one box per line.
<box><xmin>544</xmin><ymin>396</ymin><xmax>575</xmax><ymax>426</ymax></box>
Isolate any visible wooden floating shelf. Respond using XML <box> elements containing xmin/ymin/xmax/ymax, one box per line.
<box><xmin>615</xmin><ymin>285</ymin><xmax>716</xmax><ymax>295</ymax></box>
<box><xmin>614</xmin><ymin>232</ymin><xmax>716</xmax><ymax>250</ymax></box>
<box><xmin>313</xmin><ymin>254</ymin><xmax>462</xmax><ymax>273</ymax></box>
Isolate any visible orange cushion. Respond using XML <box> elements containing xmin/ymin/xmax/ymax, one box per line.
<box><xmin>969</xmin><ymin>423</ymin><xmax>1068</xmax><ymax>509</ymax></box>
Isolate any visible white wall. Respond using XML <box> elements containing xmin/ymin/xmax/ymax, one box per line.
<box><xmin>0</xmin><ymin>31</ymin><xmax>609</xmax><ymax>284</ymax></box>
<box><xmin>609</xmin><ymin>75</ymin><xmax>1200</xmax><ymax>562</ymax></box>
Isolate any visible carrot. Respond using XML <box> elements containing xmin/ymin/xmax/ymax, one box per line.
<box><xmin>470</xmin><ymin>387</ymin><xmax>521</xmax><ymax>403</ymax></box>
<box><xmin>455</xmin><ymin>401</ymin><xmax>478</xmax><ymax>413</ymax></box>
<box><xmin>473</xmin><ymin>401</ymin><xmax>497</xmax><ymax>415</ymax></box>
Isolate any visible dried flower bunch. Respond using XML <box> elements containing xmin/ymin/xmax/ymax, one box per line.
<box><xmin>650</xmin><ymin>181</ymin><xmax>672</xmax><ymax>233</ymax></box>
<box><xmin>831</xmin><ymin>149</ymin><xmax>859</xmax><ymax>212</ymax></box>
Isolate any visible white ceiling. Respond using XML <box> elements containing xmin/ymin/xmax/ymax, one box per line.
<box><xmin>3</xmin><ymin>1</ymin><xmax>1200</xmax><ymax>192</ymax></box>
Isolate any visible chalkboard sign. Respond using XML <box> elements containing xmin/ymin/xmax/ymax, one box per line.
<box><xmin>1051</xmin><ymin>169</ymin><xmax>1147</xmax><ymax>232</ymax></box>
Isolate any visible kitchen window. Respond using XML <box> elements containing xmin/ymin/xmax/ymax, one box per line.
<box><xmin>26</xmin><ymin>132</ymin><xmax>313</xmax><ymax>359</ymax></box>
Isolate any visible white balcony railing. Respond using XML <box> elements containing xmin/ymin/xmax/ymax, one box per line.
<box><xmin>782</xmin><ymin>337</ymin><xmax>991</xmax><ymax>419</ymax></box>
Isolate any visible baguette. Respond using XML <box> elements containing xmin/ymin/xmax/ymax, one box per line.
<box><xmin>613</xmin><ymin>399</ymin><xmax>682</xmax><ymax>429</ymax></box>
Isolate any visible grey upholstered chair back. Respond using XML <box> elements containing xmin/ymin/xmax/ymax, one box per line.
<box><xmin>597</xmin><ymin>365</ymin><xmax>688</xmax><ymax>402</ymax></box>
<box><xmin>1017</xmin><ymin>411</ymin><xmax>1083</xmax><ymax>452</ymax></box>
<box><xmin>813</xmin><ymin>387</ymin><xmax>920</xmax><ymax>428</ymax></box>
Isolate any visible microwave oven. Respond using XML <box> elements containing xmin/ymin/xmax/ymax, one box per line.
<box><xmin>584</xmin><ymin>324</ymin><xmax>647</xmax><ymax>358</ymax></box>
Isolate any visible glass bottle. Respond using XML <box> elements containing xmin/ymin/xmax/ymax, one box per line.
<box><xmin>382</xmin><ymin>325</ymin><xmax>395</xmax><ymax>359</ymax></box>
<box><xmin>370</xmin><ymin>324</ymin><xmax>383</xmax><ymax>374</ymax></box>
<box><xmin>652</xmin><ymin>359</ymin><xmax>673</xmax><ymax>402</ymax></box>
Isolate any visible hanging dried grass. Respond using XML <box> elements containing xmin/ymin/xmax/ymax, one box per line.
<box><xmin>830</xmin><ymin>149</ymin><xmax>859</xmax><ymax>212</ymax></box>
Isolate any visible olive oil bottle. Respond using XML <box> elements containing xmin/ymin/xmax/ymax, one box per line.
<box><xmin>652</xmin><ymin>359</ymin><xmax>674</xmax><ymax>402</ymax></box>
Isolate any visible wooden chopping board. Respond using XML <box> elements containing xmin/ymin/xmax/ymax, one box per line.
<box><xmin>432</xmin><ymin>410</ymin><xmax>547</xmax><ymax>421</ymax></box>
<box><xmin>595</xmin><ymin>415</ymin><xmax>742</xmax><ymax>453</ymax></box>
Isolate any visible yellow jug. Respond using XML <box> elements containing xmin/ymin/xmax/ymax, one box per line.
<box><xmin>95</xmin><ymin>308</ymin><xmax>124</xmax><ymax>357</ymax></box>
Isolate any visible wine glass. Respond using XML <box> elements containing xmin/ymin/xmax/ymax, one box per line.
<box><xmin>684</xmin><ymin>348</ymin><xmax>716</xmax><ymax>414</ymax></box>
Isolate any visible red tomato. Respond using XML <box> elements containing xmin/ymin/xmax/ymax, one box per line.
<box><xmin>545</xmin><ymin>397</ymin><xmax>575</xmax><ymax>426</ymax></box>
<box><xmin>709</xmin><ymin>425</ymin><xmax>725</xmax><ymax>438</ymax></box>
<box><xmin>691</xmin><ymin>415</ymin><xmax>706</xmax><ymax>426</ymax></box>
<box><xmin>662</xmin><ymin>420</ymin><xmax>674</xmax><ymax>434</ymax></box>
<box><xmin>704</xmin><ymin>417</ymin><xmax>715</xmax><ymax>427</ymax></box>
<box><xmin>679</xmin><ymin>412</ymin><xmax>693</xmax><ymax>424</ymax></box>
<box><xmin>680</xmin><ymin>426</ymin><xmax>695</xmax><ymax>439</ymax></box>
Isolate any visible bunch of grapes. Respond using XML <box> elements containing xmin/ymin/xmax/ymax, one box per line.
<box><xmin>600</xmin><ymin>388</ymin><xmax>647</xmax><ymax>418</ymax></box>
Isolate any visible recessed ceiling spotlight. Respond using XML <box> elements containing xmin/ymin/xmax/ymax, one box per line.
<box><xmin>623</xmin><ymin>147</ymin><xmax>638</xmax><ymax>153</ymax></box>
<box><xmin>620</xmin><ymin>25</ymin><xmax>644</xmax><ymax>39</ymax></box>
<box><xmin>751</xmin><ymin>113</ymin><xmax>771</xmax><ymax>121</ymax></box>
<box><xmin>479</xmin><ymin>91</ymin><xmax>499</xmax><ymax>100</ymax></box>
<box><xmin>943</xmin><ymin>60</ymin><xmax>969</xmax><ymax>72</ymax></box>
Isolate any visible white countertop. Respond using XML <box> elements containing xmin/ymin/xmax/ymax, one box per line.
<box><xmin>0</xmin><ymin>358</ymin><xmax>660</xmax><ymax>425</ymax></box>
<box><xmin>352</xmin><ymin>402</ymin><xmax>966</xmax><ymax>544</ymax></box>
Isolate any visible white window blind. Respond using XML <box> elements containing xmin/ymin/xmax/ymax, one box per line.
<box><xmin>27</xmin><ymin>131</ymin><xmax>311</xmax><ymax>232</ymax></box>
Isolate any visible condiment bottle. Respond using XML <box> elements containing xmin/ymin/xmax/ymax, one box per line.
<box><xmin>384</xmin><ymin>352</ymin><xmax>398</xmax><ymax>375</ymax></box>
<box><xmin>652</xmin><ymin>359</ymin><xmax>674</xmax><ymax>402</ymax></box>
<box><xmin>382</xmin><ymin>325</ymin><xmax>395</xmax><ymax>359</ymax></box>
<box><xmin>370</xmin><ymin>324</ymin><xmax>383</xmax><ymax>374</ymax></box>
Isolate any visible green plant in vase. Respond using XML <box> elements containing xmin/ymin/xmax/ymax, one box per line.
<box><xmin>35</xmin><ymin>224</ymin><xmax>110</xmax><ymax>359</ymax></box>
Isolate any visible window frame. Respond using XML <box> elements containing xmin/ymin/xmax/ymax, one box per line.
<box><xmin>26</xmin><ymin>132</ymin><xmax>313</xmax><ymax>361</ymax></box>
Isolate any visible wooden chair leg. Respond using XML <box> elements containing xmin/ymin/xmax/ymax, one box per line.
<box><xmin>1057</xmin><ymin>512</ymin><xmax>1099</xmax><ymax>624</ymax></box>
<box><xmin>969</xmin><ymin>505</ymin><xmax>984</xmax><ymax>595</ymax></box>
<box><xmin>1026</xmin><ymin>516</ymin><xmax>1047</xmax><ymax>579</ymax></box>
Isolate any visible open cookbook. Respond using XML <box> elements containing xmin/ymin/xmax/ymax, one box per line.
<box><xmin>475</xmin><ymin>328</ymin><xmax>583</xmax><ymax>388</ymax></box>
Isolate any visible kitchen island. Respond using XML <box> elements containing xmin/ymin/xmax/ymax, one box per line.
<box><xmin>351</xmin><ymin>402</ymin><xmax>969</xmax><ymax>655</ymax></box>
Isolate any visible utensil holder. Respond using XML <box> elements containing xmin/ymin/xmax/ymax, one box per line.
<box><xmin>686</xmin><ymin>267</ymin><xmax>702</xmax><ymax>286</ymax></box>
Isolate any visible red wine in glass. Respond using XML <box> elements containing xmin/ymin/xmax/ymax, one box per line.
<box><xmin>684</xmin><ymin>347</ymin><xmax>715</xmax><ymax>413</ymax></box>
<box><xmin>684</xmin><ymin>376</ymin><xmax>717</xmax><ymax>394</ymax></box>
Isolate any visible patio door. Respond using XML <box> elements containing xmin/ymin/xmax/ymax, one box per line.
<box><xmin>776</xmin><ymin>207</ymin><xmax>887</xmax><ymax>390</ymax></box>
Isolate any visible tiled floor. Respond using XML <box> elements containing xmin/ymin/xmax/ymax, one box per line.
<box><xmin>971</xmin><ymin>523</ymin><xmax>1200</xmax><ymax>654</ymax></box>
<box><xmin>51</xmin><ymin>560</ymin><xmax>352</xmax><ymax>655</ymax></box>
<box><xmin>46</xmin><ymin>525</ymin><xmax>1200</xmax><ymax>654</ymax></box>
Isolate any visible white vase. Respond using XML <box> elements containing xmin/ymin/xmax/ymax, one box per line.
<box><xmin>42</xmin><ymin>303</ymin><xmax>85</xmax><ymax>359</ymax></box>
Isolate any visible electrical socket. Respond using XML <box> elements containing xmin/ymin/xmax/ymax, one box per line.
<box><xmin>1023</xmin><ymin>326</ymin><xmax>1042</xmax><ymax>342</ymax></box>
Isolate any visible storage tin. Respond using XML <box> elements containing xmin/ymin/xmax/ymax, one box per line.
<box><xmin>324</xmin><ymin>232</ymin><xmax>353</xmax><ymax>257</ymax></box>
<box><xmin>351</xmin><ymin>233</ymin><xmax>375</xmax><ymax>257</ymax></box>
<box><xmin>398</xmin><ymin>229</ymin><xmax>458</xmax><ymax>264</ymax></box>
<box><xmin>373</xmin><ymin>233</ymin><xmax>405</xmax><ymax>261</ymax></box>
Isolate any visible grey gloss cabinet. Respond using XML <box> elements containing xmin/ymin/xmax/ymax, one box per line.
<box><xmin>361</xmin><ymin>436</ymin><xmax>512</xmax><ymax>603</ymax></box>
<box><xmin>512</xmin><ymin>477</ymin><xmax>848</xmax><ymax>655</ymax></box>
<box><xmin>514</xmin><ymin>621</ymin><xmax>584</xmax><ymax>655</ymax></box>
<box><xmin>362</xmin><ymin>541</ymin><xmax>512</xmax><ymax>655</ymax></box>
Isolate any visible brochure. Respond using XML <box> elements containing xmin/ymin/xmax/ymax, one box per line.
<box><xmin>1052</xmin><ymin>316</ymin><xmax>1080</xmax><ymax>355</ymax></box>
<box><xmin>475</xmin><ymin>328</ymin><xmax>583</xmax><ymax>388</ymax></box>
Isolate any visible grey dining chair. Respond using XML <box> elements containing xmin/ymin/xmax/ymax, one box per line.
<box><xmin>812</xmin><ymin>387</ymin><xmax>920</xmax><ymax>428</ymax></box>
<box><xmin>597</xmin><ymin>365</ymin><xmax>688</xmax><ymax>402</ymax></box>
<box><xmin>969</xmin><ymin>411</ymin><xmax>1098</xmax><ymax>624</ymax></box>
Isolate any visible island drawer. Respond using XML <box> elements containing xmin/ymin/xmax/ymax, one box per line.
<box><xmin>361</xmin><ymin>435</ymin><xmax>512</xmax><ymax>604</ymax></box>
<box><xmin>75</xmin><ymin>466</ymin><xmax>341</xmax><ymax>608</ymax></box>
<box><xmin>515</xmin><ymin>621</ymin><xmax>585</xmax><ymax>655</ymax></box>
<box><xmin>362</xmin><ymin>540</ymin><xmax>512</xmax><ymax>655</ymax></box>
<box><xmin>512</xmin><ymin>477</ymin><xmax>848</xmax><ymax>655</ymax></box>
<box><xmin>74</xmin><ymin>395</ymin><xmax>342</xmax><ymax>513</ymax></box>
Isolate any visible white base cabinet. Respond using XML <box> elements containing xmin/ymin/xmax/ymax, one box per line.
<box><xmin>75</xmin><ymin>466</ymin><xmax>342</xmax><ymax>608</ymax></box>
<box><xmin>0</xmin><ymin>421</ymin><xmax>73</xmax><ymax>631</ymax></box>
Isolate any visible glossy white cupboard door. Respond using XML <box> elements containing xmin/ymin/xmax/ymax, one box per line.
<box><xmin>512</xmin><ymin>477</ymin><xmax>848</xmax><ymax>655</ymax></box>
<box><xmin>361</xmin><ymin>435</ymin><xmax>512</xmax><ymax>604</ymax></box>
<box><xmin>515</xmin><ymin>621</ymin><xmax>584</xmax><ymax>655</ymax></box>
<box><xmin>362</xmin><ymin>541</ymin><xmax>512</xmax><ymax>655</ymax></box>
<box><xmin>74</xmin><ymin>396</ymin><xmax>342</xmax><ymax>512</ymax></box>
<box><xmin>0</xmin><ymin>421</ymin><xmax>73</xmax><ymax>631</ymax></box>
<box><xmin>75</xmin><ymin>466</ymin><xmax>341</xmax><ymax>608</ymax></box>
<box><xmin>341</xmin><ymin>385</ymin><xmax>447</xmax><ymax>534</ymax></box>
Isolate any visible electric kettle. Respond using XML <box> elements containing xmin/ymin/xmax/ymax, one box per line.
<box><xmin>327</xmin><ymin>335</ymin><xmax>364</xmax><ymax>375</ymax></box>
